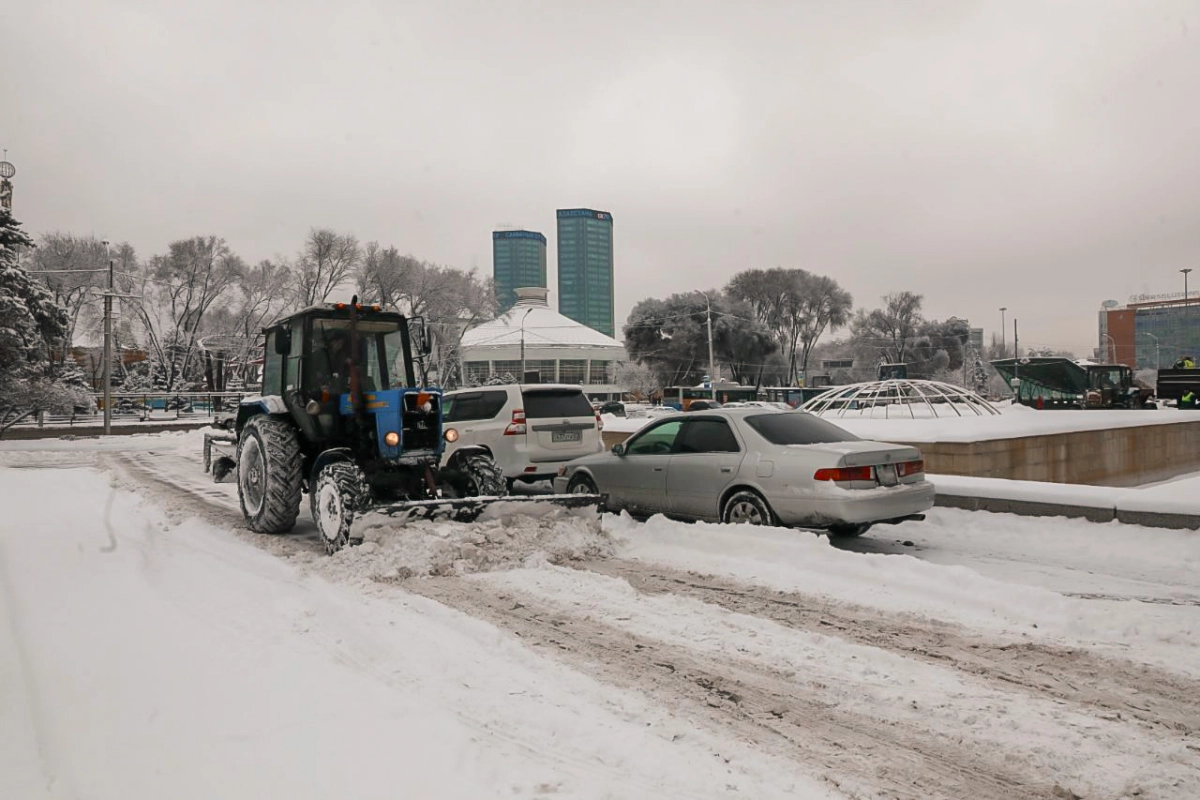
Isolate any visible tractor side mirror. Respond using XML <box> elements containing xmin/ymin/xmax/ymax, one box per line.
<box><xmin>273</xmin><ymin>328</ymin><xmax>291</xmax><ymax>355</ymax></box>
<box><xmin>409</xmin><ymin>317</ymin><xmax>433</xmax><ymax>356</ymax></box>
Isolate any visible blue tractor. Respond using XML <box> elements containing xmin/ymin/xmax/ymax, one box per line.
<box><xmin>208</xmin><ymin>300</ymin><xmax>601</xmax><ymax>553</ymax></box>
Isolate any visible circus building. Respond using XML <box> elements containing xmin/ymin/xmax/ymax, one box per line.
<box><xmin>457</xmin><ymin>287</ymin><xmax>627</xmax><ymax>401</ymax></box>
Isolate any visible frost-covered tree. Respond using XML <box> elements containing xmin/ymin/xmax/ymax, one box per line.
<box><xmin>296</xmin><ymin>228</ymin><xmax>360</xmax><ymax>307</ymax></box>
<box><xmin>613</xmin><ymin>361</ymin><xmax>659</xmax><ymax>401</ymax></box>
<box><xmin>125</xmin><ymin>236</ymin><xmax>244</xmax><ymax>392</ymax></box>
<box><xmin>624</xmin><ymin>292</ymin><xmax>779</xmax><ymax>389</ymax></box>
<box><xmin>0</xmin><ymin>210</ymin><xmax>85</xmax><ymax>436</ymax></box>
<box><xmin>850</xmin><ymin>291</ymin><xmax>924</xmax><ymax>367</ymax></box>
<box><xmin>726</xmin><ymin>268</ymin><xmax>852</xmax><ymax>384</ymax></box>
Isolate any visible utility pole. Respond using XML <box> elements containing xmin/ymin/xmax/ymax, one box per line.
<box><xmin>102</xmin><ymin>242</ymin><xmax>113</xmax><ymax>435</ymax></box>
<box><xmin>703</xmin><ymin>292</ymin><xmax>716</xmax><ymax>401</ymax></box>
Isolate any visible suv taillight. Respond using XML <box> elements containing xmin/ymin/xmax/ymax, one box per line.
<box><xmin>504</xmin><ymin>409</ymin><xmax>527</xmax><ymax>436</ymax></box>
<box><xmin>595</xmin><ymin>410</ymin><xmax>603</xmax><ymax>431</ymax></box>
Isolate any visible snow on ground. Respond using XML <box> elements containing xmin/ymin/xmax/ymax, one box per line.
<box><xmin>3</xmin><ymin>430</ymin><xmax>1200</xmax><ymax>799</ymax></box>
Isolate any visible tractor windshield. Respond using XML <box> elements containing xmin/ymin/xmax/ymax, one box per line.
<box><xmin>310</xmin><ymin>318</ymin><xmax>403</xmax><ymax>393</ymax></box>
<box><xmin>1088</xmin><ymin>368</ymin><xmax>1125</xmax><ymax>391</ymax></box>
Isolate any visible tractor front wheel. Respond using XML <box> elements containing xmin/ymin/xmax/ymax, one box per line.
<box><xmin>460</xmin><ymin>453</ymin><xmax>505</xmax><ymax>496</ymax></box>
<box><xmin>237</xmin><ymin>416</ymin><xmax>302</xmax><ymax>533</ymax></box>
<box><xmin>312</xmin><ymin>461</ymin><xmax>368</xmax><ymax>555</ymax></box>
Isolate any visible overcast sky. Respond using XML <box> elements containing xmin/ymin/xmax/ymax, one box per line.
<box><xmin>6</xmin><ymin>1</ymin><xmax>1200</xmax><ymax>355</ymax></box>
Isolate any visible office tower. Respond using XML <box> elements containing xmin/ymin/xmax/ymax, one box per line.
<box><xmin>556</xmin><ymin>208</ymin><xmax>614</xmax><ymax>337</ymax></box>
<box><xmin>492</xmin><ymin>229</ymin><xmax>547</xmax><ymax>314</ymax></box>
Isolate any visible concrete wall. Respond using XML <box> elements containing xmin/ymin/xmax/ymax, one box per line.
<box><xmin>602</xmin><ymin>419</ymin><xmax>1200</xmax><ymax>487</ymax></box>
<box><xmin>905</xmin><ymin>419</ymin><xmax>1200</xmax><ymax>486</ymax></box>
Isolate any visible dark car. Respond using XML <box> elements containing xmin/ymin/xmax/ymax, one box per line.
<box><xmin>686</xmin><ymin>399</ymin><xmax>723</xmax><ymax>411</ymax></box>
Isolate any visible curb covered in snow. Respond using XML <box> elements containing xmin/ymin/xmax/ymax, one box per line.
<box><xmin>931</xmin><ymin>474</ymin><xmax>1200</xmax><ymax>531</ymax></box>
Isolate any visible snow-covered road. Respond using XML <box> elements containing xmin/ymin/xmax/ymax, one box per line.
<box><xmin>3</xmin><ymin>431</ymin><xmax>1199</xmax><ymax>799</ymax></box>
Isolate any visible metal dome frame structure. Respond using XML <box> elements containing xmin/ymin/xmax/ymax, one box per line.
<box><xmin>800</xmin><ymin>379</ymin><xmax>1000</xmax><ymax>419</ymax></box>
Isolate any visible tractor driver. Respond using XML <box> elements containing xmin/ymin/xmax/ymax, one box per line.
<box><xmin>308</xmin><ymin>328</ymin><xmax>354</xmax><ymax>397</ymax></box>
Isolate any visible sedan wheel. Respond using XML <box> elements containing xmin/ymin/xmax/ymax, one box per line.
<box><xmin>566</xmin><ymin>473</ymin><xmax>599</xmax><ymax>494</ymax></box>
<box><xmin>721</xmin><ymin>490</ymin><xmax>774</xmax><ymax>526</ymax></box>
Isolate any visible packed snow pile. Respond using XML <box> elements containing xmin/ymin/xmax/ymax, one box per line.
<box><xmin>327</xmin><ymin>506</ymin><xmax>616</xmax><ymax>582</ymax></box>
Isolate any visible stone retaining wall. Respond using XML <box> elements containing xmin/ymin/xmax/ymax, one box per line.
<box><xmin>906</xmin><ymin>420</ymin><xmax>1200</xmax><ymax>486</ymax></box>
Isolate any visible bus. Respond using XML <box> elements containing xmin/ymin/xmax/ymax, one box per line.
<box><xmin>661</xmin><ymin>384</ymin><xmax>758</xmax><ymax>410</ymax></box>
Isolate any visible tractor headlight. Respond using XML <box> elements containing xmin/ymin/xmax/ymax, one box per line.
<box><xmin>444</xmin><ymin>428</ymin><xmax>459</xmax><ymax>443</ymax></box>
<box><xmin>384</xmin><ymin>431</ymin><xmax>400</xmax><ymax>447</ymax></box>
<box><xmin>305</xmin><ymin>399</ymin><xmax>321</xmax><ymax>415</ymax></box>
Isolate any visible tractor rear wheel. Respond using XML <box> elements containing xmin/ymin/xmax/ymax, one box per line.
<box><xmin>237</xmin><ymin>416</ymin><xmax>303</xmax><ymax>533</ymax></box>
<box><xmin>312</xmin><ymin>461</ymin><xmax>368</xmax><ymax>555</ymax></box>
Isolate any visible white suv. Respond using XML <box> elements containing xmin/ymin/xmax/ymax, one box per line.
<box><xmin>440</xmin><ymin>384</ymin><xmax>603</xmax><ymax>487</ymax></box>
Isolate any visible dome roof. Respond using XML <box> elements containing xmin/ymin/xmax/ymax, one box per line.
<box><xmin>801</xmin><ymin>379</ymin><xmax>1000</xmax><ymax>419</ymax></box>
<box><xmin>461</xmin><ymin>287</ymin><xmax>624</xmax><ymax>351</ymax></box>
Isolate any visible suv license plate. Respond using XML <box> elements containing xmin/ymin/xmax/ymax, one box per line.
<box><xmin>876</xmin><ymin>464</ymin><xmax>898</xmax><ymax>486</ymax></box>
<box><xmin>552</xmin><ymin>431</ymin><xmax>581</xmax><ymax>443</ymax></box>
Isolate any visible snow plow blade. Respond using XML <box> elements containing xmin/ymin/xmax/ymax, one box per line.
<box><xmin>367</xmin><ymin>493</ymin><xmax>607</xmax><ymax>525</ymax></box>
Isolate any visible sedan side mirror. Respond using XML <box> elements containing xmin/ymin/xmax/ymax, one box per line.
<box><xmin>611</xmin><ymin>443</ymin><xmax>626</xmax><ymax>456</ymax></box>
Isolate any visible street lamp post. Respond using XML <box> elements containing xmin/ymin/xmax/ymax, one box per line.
<box><xmin>696</xmin><ymin>291</ymin><xmax>716</xmax><ymax>401</ymax></box>
<box><xmin>102</xmin><ymin>241</ymin><xmax>113</xmax><ymax>436</ymax></box>
<box><xmin>999</xmin><ymin>307</ymin><xmax>1007</xmax><ymax>359</ymax></box>
<box><xmin>519</xmin><ymin>307</ymin><xmax>533</xmax><ymax>382</ymax></box>
<box><xmin>1183</xmin><ymin>268</ymin><xmax>1193</xmax><ymax>305</ymax></box>
<box><xmin>1140</xmin><ymin>332</ymin><xmax>1160</xmax><ymax>370</ymax></box>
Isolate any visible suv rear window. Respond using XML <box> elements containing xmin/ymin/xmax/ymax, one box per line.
<box><xmin>744</xmin><ymin>412</ymin><xmax>860</xmax><ymax>445</ymax></box>
<box><xmin>443</xmin><ymin>390</ymin><xmax>508</xmax><ymax>422</ymax></box>
<box><xmin>522</xmin><ymin>389</ymin><xmax>594</xmax><ymax>419</ymax></box>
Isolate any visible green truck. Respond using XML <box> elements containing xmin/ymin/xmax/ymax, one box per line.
<box><xmin>990</xmin><ymin>358</ymin><xmax>1156</xmax><ymax>410</ymax></box>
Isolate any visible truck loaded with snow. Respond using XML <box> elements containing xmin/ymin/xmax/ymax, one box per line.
<box><xmin>1155</xmin><ymin>366</ymin><xmax>1200</xmax><ymax>409</ymax></box>
<box><xmin>204</xmin><ymin>300</ymin><xmax>603</xmax><ymax>553</ymax></box>
<box><xmin>990</xmin><ymin>357</ymin><xmax>1156</xmax><ymax>409</ymax></box>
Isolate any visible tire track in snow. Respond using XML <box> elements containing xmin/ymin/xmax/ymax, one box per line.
<box><xmin>578</xmin><ymin>559</ymin><xmax>1200</xmax><ymax>738</ymax></box>
<box><xmin>94</xmin><ymin>447</ymin><xmax>1200</xmax><ymax>795</ymax></box>
<box><xmin>401</xmin><ymin>576</ymin><xmax>1050</xmax><ymax>800</ymax></box>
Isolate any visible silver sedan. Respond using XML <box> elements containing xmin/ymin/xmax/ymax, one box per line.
<box><xmin>553</xmin><ymin>408</ymin><xmax>934</xmax><ymax>537</ymax></box>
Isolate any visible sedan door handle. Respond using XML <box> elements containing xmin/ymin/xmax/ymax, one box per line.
<box><xmin>653</xmin><ymin>467</ymin><xmax>664</xmax><ymax>472</ymax></box>
<box><xmin>720</xmin><ymin>467</ymin><xmax>733</xmax><ymax>473</ymax></box>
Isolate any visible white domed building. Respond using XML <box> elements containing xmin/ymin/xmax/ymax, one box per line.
<box><xmin>458</xmin><ymin>287</ymin><xmax>628</xmax><ymax>400</ymax></box>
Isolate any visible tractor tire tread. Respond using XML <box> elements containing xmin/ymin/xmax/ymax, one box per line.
<box><xmin>238</xmin><ymin>415</ymin><xmax>303</xmax><ymax>534</ymax></box>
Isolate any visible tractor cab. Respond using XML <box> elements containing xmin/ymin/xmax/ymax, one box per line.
<box><xmin>1084</xmin><ymin>364</ymin><xmax>1132</xmax><ymax>409</ymax></box>
<box><xmin>245</xmin><ymin>302</ymin><xmax>443</xmax><ymax>464</ymax></box>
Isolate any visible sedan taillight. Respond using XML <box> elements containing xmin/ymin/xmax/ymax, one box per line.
<box><xmin>504</xmin><ymin>409</ymin><xmax>527</xmax><ymax>436</ymax></box>
<box><xmin>813</xmin><ymin>466</ymin><xmax>874</xmax><ymax>482</ymax></box>
<box><xmin>897</xmin><ymin>459</ymin><xmax>924</xmax><ymax>478</ymax></box>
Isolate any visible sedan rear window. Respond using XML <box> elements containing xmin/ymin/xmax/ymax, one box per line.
<box><xmin>744</xmin><ymin>413</ymin><xmax>860</xmax><ymax>445</ymax></box>
<box><xmin>522</xmin><ymin>389</ymin><xmax>594</xmax><ymax>419</ymax></box>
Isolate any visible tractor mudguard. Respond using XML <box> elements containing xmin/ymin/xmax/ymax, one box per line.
<box><xmin>445</xmin><ymin>445</ymin><xmax>490</xmax><ymax>468</ymax></box>
<box><xmin>311</xmin><ymin>447</ymin><xmax>355</xmax><ymax>482</ymax></box>
<box><xmin>236</xmin><ymin>396</ymin><xmax>290</xmax><ymax>431</ymax></box>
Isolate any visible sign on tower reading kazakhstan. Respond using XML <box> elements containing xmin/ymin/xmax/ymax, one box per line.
<box><xmin>556</xmin><ymin>209</ymin><xmax>612</xmax><ymax>221</ymax></box>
